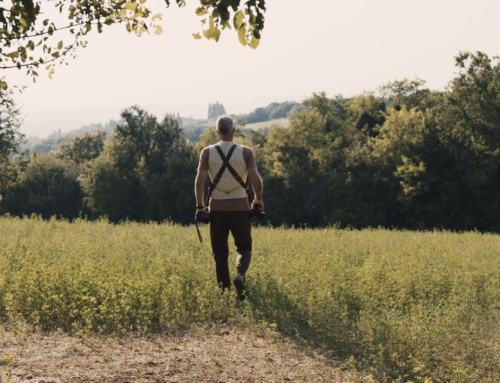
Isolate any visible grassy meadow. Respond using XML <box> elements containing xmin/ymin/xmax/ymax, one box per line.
<box><xmin>1</xmin><ymin>216</ymin><xmax>499</xmax><ymax>382</ymax></box>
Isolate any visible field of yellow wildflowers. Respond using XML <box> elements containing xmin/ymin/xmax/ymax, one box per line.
<box><xmin>1</xmin><ymin>216</ymin><xmax>499</xmax><ymax>382</ymax></box>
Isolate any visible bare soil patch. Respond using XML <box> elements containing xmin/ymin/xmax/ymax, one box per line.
<box><xmin>0</xmin><ymin>327</ymin><xmax>356</xmax><ymax>383</ymax></box>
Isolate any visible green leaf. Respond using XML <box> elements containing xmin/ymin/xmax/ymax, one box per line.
<box><xmin>196</xmin><ymin>8</ymin><xmax>208</xmax><ymax>16</ymax></box>
<box><xmin>192</xmin><ymin>33</ymin><xmax>202</xmax><ymax>40</ymax></box>
<box><xmin>233</xmin><ymin>10</ymin><xmax>244</xmax><ymax>30</ymax></box>
<box><xmin>203</xmin><ymin>16</ymin><xmax>219</xmax><ymax>41</ymax></box>
<box><xmin>213</xmin><ymin>28</ymin><xmax>221</xmax><ymax>42</ymax></box>
<box><xmin>0</xmin><ymin>353</ymin><xmax>12</xmax><ymax>367</ymax></box>
<box><xmin>152</xmin><ymin>13</ymin><xmax>162</xmax><ymax>22</ymax></box>
<box><xmin>249</xmin><ymin>35</ymin><xmax>260</xmax><ymax>49</ymax></box>
<box><xmin>125</xmin><ymin>1</ymin><xmax>138</xmax><ymax>12</ymax></box>
<box><xmin>58</xmin><ymin>41</ymin><xmax>63</xmax><ymax>50</ymax></box>
<box><xmin>20</xmin><ymin>16</ymin><xmax>28</xmax><ymax>30</ymax></box>
<box><xmin>238</xmin><ymin>26</ymin><xmax>247</xmax><ymax>46</ymax></box>
<box><xmin>0</xmin><ymin>80</ymin><xmax>7</xmax><ymax>91</ymax></box>
<box><xmin>153</xmin><ymin>25</ymin><xmax>163</xmax><ymax>35</ymax></box>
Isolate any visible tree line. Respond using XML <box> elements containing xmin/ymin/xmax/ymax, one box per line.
<box><xmin>1</xmin><ymin>51</ymin><xmax>500</xmax><ymax>232</ymax></box>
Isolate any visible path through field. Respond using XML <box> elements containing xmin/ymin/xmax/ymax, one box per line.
<box><xmin>0</xmin><ymin>328</ymin><xmax>355</xmax><ymax>383</ymax></box>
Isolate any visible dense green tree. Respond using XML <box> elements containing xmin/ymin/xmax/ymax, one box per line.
<box><xmin>3</xmin><ymin>51</ymin><xmax>500</xmax><ymax>233</ymax></box>
<box><xmin>81</xmin><ymin>106</ymin><xmax>197</xmax><ymax>222</ymax></box>
<box><xmin>349</xmin><ymin>94</ymin><xmax>386</xmax><ymax>137</ymax></box>
<box><xmin>0</xmin><ymin>90</ymin><xmax>26</xmax><ymax>197</ymax></box>
<box><xmin>0</xmin><ymin>154</ymin><xmax>84</xmax><ymax>219</ymax></box>
<box><xmin>411</xmin><ymin>51</ymin><xmax>500</xmax><ymax>231</ymax></box>
<box><xmin>56</xmin><ymin>131</ymin><xmax>108</xmax><ymax>164</ymax></box>
<box><xmin>79</xmin><ymin>152</ymin><xmax>138</xmax><ymax>222</ymax></box>
<box><xmin>256</xmin><ymin>93</ymin><xmax>350</xmax><ymax>227</ymax></box>
<box><xmin>378</xmin><ymin>78</ymin><xmax>443</xmax><ymax>112</ymax></box>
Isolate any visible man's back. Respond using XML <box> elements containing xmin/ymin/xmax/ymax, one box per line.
<box><xmin>194</xmin><ymin>115</ymin><xmax>264</xmax><ymax>300</ymax></box>
<box><xmin>198</xmin><ymin>141</ymin><xmax>256</xmax><ymax>211</ymax></box>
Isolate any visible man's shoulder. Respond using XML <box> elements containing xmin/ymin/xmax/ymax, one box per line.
<box><xmin>201</xmin><ymin>145</ymin><xmax>216</xmax><ymax>153</ymax></box>
<box><xmin>239</xmin><ymin>144</ymin><xmax>254</xmax><ymax>153</ymax></box>
<box><xmin>202</xmin><ymin>143</ymin><xmax>253</xmax><ymax>154</ymax></box>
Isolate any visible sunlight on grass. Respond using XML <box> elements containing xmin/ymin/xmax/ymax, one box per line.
<box><xmin>1</xmin><ymin>216</ymin><xmax>499</xmax><ymax>382</ymax></box>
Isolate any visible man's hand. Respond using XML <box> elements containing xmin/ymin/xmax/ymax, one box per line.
<box><xmin>252</xmin><ymin>198</ymin><xmax>264</xmax><ymax>211</ymax></box>
<box><xmin>195</xmin><ymin>207</ymin><xmax>206</xmax><ymax>220</ymax></box>
<box><xmin>248</xmin><ymin>167</ymin><xmax>264</xmax><ymax>211</ymax></box>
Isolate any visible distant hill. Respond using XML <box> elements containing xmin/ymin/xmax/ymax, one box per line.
<box><xmin>20</xmin><ymin>120</ymin><xmax>119</xmax><ymax>155</ymax></box>
<box><xmin>238</xmin><ymin>101</ymin><xmax>305</xmax><ymax>124</ymax></box>
<box><xmin>19</xmin><ymin>100</ymin><xmax>303</xmax><ymax>151</ymax></box>
<box><xmin>244</xmin><ymin>118</ymin><xmax>290</xmax><ymax>130</ymax></box>
<box><xmin>181</xmin><ymin>117</ymin><xmax>209</xmax><ymax>126</ymax></box>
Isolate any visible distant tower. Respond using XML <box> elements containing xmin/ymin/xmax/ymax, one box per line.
<box><xmin>176</xmin><ymin>111</ymin><xmax>183</xmax><ymax>127</ymax></box>
<box><xmin>208</xmin><ymin>102</ymin><xmax>226</xmax><ymax>120</ymax></box>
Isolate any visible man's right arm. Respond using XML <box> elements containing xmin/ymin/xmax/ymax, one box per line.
<box><xmin>195</xmin><ymin>168</ymin><xmax>208</xmax><ymax>212</ymax></box>
<box><xmin>195</xmin><ymin>148</ymin><xmax>210</xmax><ymax>213</ymax></box>
<box><xmin>248</xmin><ymin>167</ymin><xmax>264</xmax><ymax>211</ymax></box>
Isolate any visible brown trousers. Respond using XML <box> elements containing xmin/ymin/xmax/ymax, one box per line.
<box><xmin>209</xmin><ymin>211</ymin><xmax>252</xmax><ymax>290</ymax></box>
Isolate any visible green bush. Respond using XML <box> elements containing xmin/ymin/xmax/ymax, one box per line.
<box><xmin>0</xmin><ymin>155</ymin><xmax>84</xmax><ymax>219</ymax></box>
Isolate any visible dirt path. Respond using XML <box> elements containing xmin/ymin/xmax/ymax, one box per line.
<box><xmin>0</xmin><ymin>327</ymin><xmax>356</xmax><ymax>383</ymax></box>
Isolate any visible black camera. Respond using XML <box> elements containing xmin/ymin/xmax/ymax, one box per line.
<box><xmin>196</xmin><ymin>211</ymin><xmax>211</xmax><ymax>224</ymax></box>
<box><xmin>249</xmin><ymin>204</ymin><xmax>265</xmax><ymax>220</ymax></box>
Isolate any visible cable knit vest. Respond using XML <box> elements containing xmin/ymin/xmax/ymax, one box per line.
<box><xmin>208</xmin><ymin>141</ymin><xmax>248</xmax><ymax>200</ymax></box>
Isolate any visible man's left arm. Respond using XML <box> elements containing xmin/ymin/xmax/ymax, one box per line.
<box><xmin>244</xmin><ymin>147</ymin><xmax>264</xmax><ymax>211</ymax></box>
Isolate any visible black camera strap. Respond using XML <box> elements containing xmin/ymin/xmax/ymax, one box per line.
<box><xmin>195</xmin><ymin>220</ymin><xmax>203</xmax><ymax>243</ymax></box>
<box><xmin>205</xmin><ymin>144</ymin><xmax>250</xmax><ymax>207</ymax></box>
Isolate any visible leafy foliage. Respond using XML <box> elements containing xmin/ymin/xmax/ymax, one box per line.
<box><xmin>2</xmin><ymin>52</ymin><xmax>500</xmax><ymax>233</ymax></box>
<box><xmin>0</xmin><ymin>154</ymin><xmax>85</xmax><ymax>219</ymax></box>
<box><xmin>80</xmin><ymin>106</ymin><xmax>197</xmax><ymax>223</ymax></box>
<box><xmin>193</xmin><ymin>0</ymin><xmax>265</xmax><ymax>49</ymax></box>
<box><xmin>0</xmin><ymin>0</ymin><xmax>267</xmax><ymax>88</ymax></box>
<box><xmin>56</xmin><ymin>130</ymin><xmax>107</xmax><ymax>164</ymax></box>
<box><xmin>0</xmin><ymin>89</ymin><xmax>26</xmax><ymax>197</ymax></box>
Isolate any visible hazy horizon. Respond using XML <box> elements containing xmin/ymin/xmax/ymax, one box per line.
<box><xmin>5</xmin><ymin>0</ymin><xmax>500</xmax><ymax>137</ymax></box>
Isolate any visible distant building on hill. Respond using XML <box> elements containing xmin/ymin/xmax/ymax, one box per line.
<box><xmin>208</xmin><ymin>102</ymin><xmax>226</xmax><ymax>120</ymax></box>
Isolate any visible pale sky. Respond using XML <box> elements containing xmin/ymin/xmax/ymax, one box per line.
<box><xmin>5</xmin><ymin>0</ymin><xmax>500</xmax><ymax>137</ymax></box>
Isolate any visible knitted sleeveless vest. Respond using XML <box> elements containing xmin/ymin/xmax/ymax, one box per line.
<box><xmin>208</xmin><ymin>141</ymin><xmax>248</xmax><ymax>200</ymax></box>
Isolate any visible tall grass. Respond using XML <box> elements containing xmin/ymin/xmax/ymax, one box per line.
<box><xmin>1</xmin><ymin>216</ymin><xmax>499</xmax><ymax>382</ymax></box>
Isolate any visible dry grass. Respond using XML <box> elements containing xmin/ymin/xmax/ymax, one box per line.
<box><xmin>0</xmin><ymin>326</ymin><xmax>358</xmax><ymax>383</ymax></box>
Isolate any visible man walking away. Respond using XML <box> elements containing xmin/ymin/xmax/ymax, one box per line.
<box><xmin>195</xmin><ymin>115</ymin><xmax>264</xmax><ymax>301</ymax></box>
